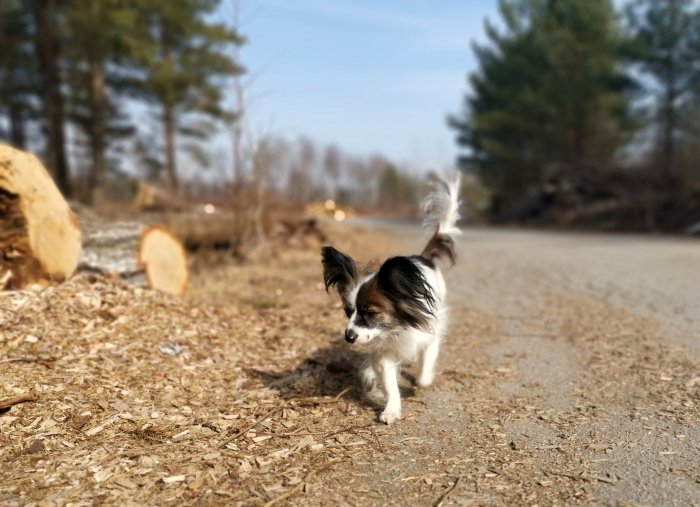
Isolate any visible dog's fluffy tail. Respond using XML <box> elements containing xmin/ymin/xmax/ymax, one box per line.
<box><xmin>420</xmin><ymin>174</ymin><xmax>461</xmax><ymax>265</ymax></box>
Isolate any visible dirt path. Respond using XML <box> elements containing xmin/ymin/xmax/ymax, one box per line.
<box><xmin>322</xmin><ymin>223</ymin><xmax>700</xmax><ymax>506</ymax></box>
<box><xmin>1</xmin><ymin>223</ymin><xmax>698</xmax><ymax>506</ymax></box>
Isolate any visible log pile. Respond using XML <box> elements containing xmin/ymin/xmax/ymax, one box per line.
<box><xmin>509</xmin><ymin>164</ymin><xmax>700</xmax><ymax>233</ymax></box>
<box><xmin>0</xmin><ymin>146</ymin><xmax>189</xmax><ymax>295</ymax></box>
<box><xmin>1</xmin><ymin>145</ymin><xmax>328</xmax><ymax>295</ymax></box>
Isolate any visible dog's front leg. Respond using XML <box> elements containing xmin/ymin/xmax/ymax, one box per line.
<box><xmin>360</xmin><ymin>362</ymin><xmax>378</xmax><ymax>391</ymax></box>
<box><xmin>417</xmin><ymin>338</ymin><xmax>440</xmax><ymax>387</ymax></box>
<box><xmin>378</xmin><ymin>357</ymin><xmax>401</xmax><ymax>424</ymax></box>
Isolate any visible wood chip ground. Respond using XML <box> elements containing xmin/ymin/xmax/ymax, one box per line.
<box><xmin>1</xmin><ymin>222</ymin><xmax>698</xmax><ymax>506</ymax></box>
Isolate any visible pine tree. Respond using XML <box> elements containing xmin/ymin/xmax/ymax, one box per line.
<box><xmin>29</xmin><ymin>0</ymin><xmax>72</xmax><ymax>197</ymax></box>
<box><xmin>0</xmin><ymin>0</ymin><xmax>36</xmax><ymax>149</ymax></box>
<box><xmin>126</xmin><ymin>0</ymin><xmax>244</xmax><ymax>190</ymax></box>
<box><xmin>450</xmin><ymin>0</ymin><xmax>633</xmax><ymax>209</ymax></box>
<box><xmin>63</xmin><ymin>0</ymin><xmax>139</xmax><ymax>202</ymax></box>
<box><xmin>625</xmin><ymin>0</ymin><xmax>700</xmax><ymax>179</ymax></box>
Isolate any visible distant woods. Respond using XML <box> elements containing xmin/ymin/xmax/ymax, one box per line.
<box><xmin>0</xmin><ymin>0</ymin><xmax>423</xmax><ymax>212</ymax></box>
<box><xmin>232</xmin><ymin>136</ymin><xmax>426</xmax><ymax>214</ymax></box>
<box><xmin>451</xmin><ymin>0</ymin><xmax>700</xmax><ymax>223</ymax></box>
<box><xmin>10</xmin><ymin>0</ymin><xmax>698</xmax><ymax>225</ymax></box>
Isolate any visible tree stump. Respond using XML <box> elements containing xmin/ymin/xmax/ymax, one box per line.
<box><xmin>0</xmin><ymin>145</ymin><xmax>81</xmax><ymax>289</ymax></box>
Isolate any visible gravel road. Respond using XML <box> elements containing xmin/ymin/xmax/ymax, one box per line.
<box><xmin>339</xmin><ymin>221</ymin><xmax>700</xmax><ymax>506</ymax></box>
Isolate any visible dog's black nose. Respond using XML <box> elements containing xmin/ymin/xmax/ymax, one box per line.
<box><xmin>345</xmin><ymin>329</ymin><xmax>358</xmax><ymax>344</ymax></box>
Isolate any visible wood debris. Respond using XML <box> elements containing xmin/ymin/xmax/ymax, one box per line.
<box><xmin>0</xmin><ymin>221</ymin><xmax>698</xmax><ymax>506</ymax></box>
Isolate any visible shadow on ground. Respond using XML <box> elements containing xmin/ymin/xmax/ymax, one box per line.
<box><xmin>246</xmin><ymin>339</ymin><xmax>419</xmax><ymax>415</ymax></box>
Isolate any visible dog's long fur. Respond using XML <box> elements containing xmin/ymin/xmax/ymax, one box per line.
<box><xmin>322</xmin><ymin>175</ymin><xmax>461</xmax><ymax>424</ymax></box>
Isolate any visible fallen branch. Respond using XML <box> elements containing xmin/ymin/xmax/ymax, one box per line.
<box><xmin>0</xmin><ymin>356</ymin><xmax>55</xmax><ymax>368</ymax></box>
<box><xmin>217</xmin><ymin>405</ymin><xmax>285</xmax><ymax>450</ymax></box>
<box><xmin>0</xmin><ymin>393</ymin><xmax>37</xmax><ymax>410</ymax></box>
<box><xmin>333</xmin><ymin>386</ymin><xmax>354</xmax><ymax>400</ymax></box>
<box><xmin>433</xmin><ymin>476</ymin><xmax>462</xmax><ymax>507</ymax></box>
<box><xmin>238</xmin><ymin>422</ymin><xmax>374</xmax><ymax>440</ymax></box>
<box><xmin>264</xmin><ymin>459</ymin><xmax>341</xmax><ymax>507</ymax></box>
<box><xmin>289</xmin><ymin>386</ymin><xmax>354</xmax><ymax>406</ymax></box>
<box><xmin>322</xmin><ymin>423</ymin><xmax>375</xmax><ymax>440</ymax></box>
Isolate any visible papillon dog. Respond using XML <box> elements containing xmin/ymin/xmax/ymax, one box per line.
<box><xmin>321</xmin><ymin>175</ymin><xmax>461</xmax><ymax>424</ymax></box>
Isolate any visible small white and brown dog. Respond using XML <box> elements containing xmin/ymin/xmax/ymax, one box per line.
<box><xmin>321</xmin><ymin>175</ymin><xmax>461</xmax><ymax>424</ymax></box>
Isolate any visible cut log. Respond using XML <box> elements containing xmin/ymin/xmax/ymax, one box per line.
<box><xmin>132</xmin><ymin>181</ymin><xmax>190</xmax><ymax>212</ymax></box>
<box><xmin>77</xmin><ymin>215</ymin><xmax>145</xmax><ymax>284</ymax></box>
<box><xmin>138</xmin><ymin>226</ymin><xmax>188</xmax><ymax>295</ymax></box>
<box><xmin>0</xmin><ymin>144</ymin><xmax>81</xmax><ymax>290</ymax></box>
<box><xmin>75</xmin><ymin>207</ymin><xmax>189</xmax><ymax>295</ymax></box>
<box><xmin>165</xmin><ymin>211</ymin><xmax>241</xmax><ymax>250</ymax></box>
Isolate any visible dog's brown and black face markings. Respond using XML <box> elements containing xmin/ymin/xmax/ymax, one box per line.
<box><xmin>354</xmin><ymin>276</ymin><xmax>394</xmax><ymax>330</ymax></box>
<box><xmin>421</xmin><ymin>231</ymin><xmax>456</xmax><ymax>265</ymax></box>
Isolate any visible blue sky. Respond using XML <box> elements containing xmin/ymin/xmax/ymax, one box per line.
<box><xmin>215</xmin><ymin>0</ymin><xmax>500</xmax><ymax>172</ymax></box>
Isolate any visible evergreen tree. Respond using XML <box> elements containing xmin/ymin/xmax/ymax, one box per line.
<box><xmin>0</xmin><ymin>0</ymin><xmax>36</xmax><ymax>149</ymax></box>
<box><xmin>625</xmin><ymin>0</ymin><xmax>700</xmax><ymax>178</ymax></box>
<box><xmin>451</xmin><ymin>0</ymin><xmax>633</xmax><ymax>209</ymax></box>
<box><xmin>127</xmin><ymin>0</ymin><xmax>244</xmax><ymax>189</ymax></box>
<box><xmin>29</xmin><ymin>0</ymin><xmax>72</xmax><ymax>197</ymax></box>
<box><xmin>63</xmin><ymin>0</ymin><xmax>138</xmax><ymax>202</ymax></box>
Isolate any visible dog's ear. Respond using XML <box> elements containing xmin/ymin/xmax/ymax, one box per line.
<box><xmin>377</xmin><ymin>257</ymin><xmax>435</xmax><ymax>330</ymax></box>
<box><xmin>321</xmin><ymin>246</ymin><xmax>358</xmax><ymax>298</ymax></box>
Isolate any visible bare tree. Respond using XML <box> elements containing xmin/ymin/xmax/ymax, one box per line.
<box><xmin>250</xmin><ymin>135</ymin><xmax>287</xmax><ymax>244</ymax></box>
<box><xmin>231</xmin><ymin>0</ymin><xmax>247</xmax><ymax>190</ymax></box>
<box><xmin>287</xmin><ymin>136</ymin><xmax>317</xmax><ymax>203</ymax></box>
<box><xmin>323</xmin><ymin>143</ymin><xmax>342</xmax><ymax>199</ymax></box>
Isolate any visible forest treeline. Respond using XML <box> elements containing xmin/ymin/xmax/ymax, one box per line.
<box><xmin>0</xmin><ymin>0</ymin><xmax>423</xmax><ymax>210</ymax></box>
<box><xmin>0</xmin><ymin>0</ymin><xmax>247</xmax><ymax>203</ymax></box>
<box><xmin>4</xmin><ymin>0</ymin><xmax>700</xmax><ymax>228</ymax></box>
<box><xmin>451</xmin><ymin>0</ymin><xmax>700</xmax><ymax>228</ymax></box>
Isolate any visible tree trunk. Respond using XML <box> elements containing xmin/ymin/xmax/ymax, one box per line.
<box><xmin>159</xmin><ymin>18</ymin><xmax>178</xmax><ymax>191</ymax></box>
<box><xmin>8</xmin><ymin>102</ymin><xmax>26</xmax><ymax>149</ymax></box>
<box><xmin>88</xmin><ymin>46</ymin><xmax>106</xmax><ymax>204</ymax></box>
<box><xmin>76</xmin><ymin>211</ymin><xmax>188</xmax><ymax>296</ymax></box>
<box><xmin>6</xmin><ymin>69</ymin><xmax>26</xmax><ymax>149</ymax></box>
<box><xmin>231</xmin><ymin>1</ymin><xmax>245</xmax><ymax>191</ymax></box>
<box><xmin>662</xmin><ymin>85</ymin><xmax>676</xmax><ymax>180</ymax></box>
<box><xmin>32</xmin><ymin>0</ymin><xmax>71</xmax><ymax>198</ymax></box>
<box><xmin>163</xmin><ymin>104</ymin><xmax>178</xmax><ymax>190</ymax></box>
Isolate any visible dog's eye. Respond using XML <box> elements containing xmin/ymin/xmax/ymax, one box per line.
<box><xmin>343</xmin><ymin>305</ymin><xmax>354</xmax><ymax>318</ymax></box>
<box><xmin>361</xmin><ymin>307</ymin><xmax>378</xmax><ymax>318</ymax></box>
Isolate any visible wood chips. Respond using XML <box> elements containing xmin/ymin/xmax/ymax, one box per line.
<box><xmin>1</xmin><ymin>222</ymin><xmax>699</xmax><ymax>506</ymax></box>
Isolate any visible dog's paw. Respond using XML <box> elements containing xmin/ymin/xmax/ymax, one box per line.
<box><xmin>379</xmin><ymin>409</ymin><xmax>401</xmax><ymax>425</ymax></box>
<box><xmin>416</xmin><ymin>374</ymin><xmax>434</xmax><ymax>388</ymax></box>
